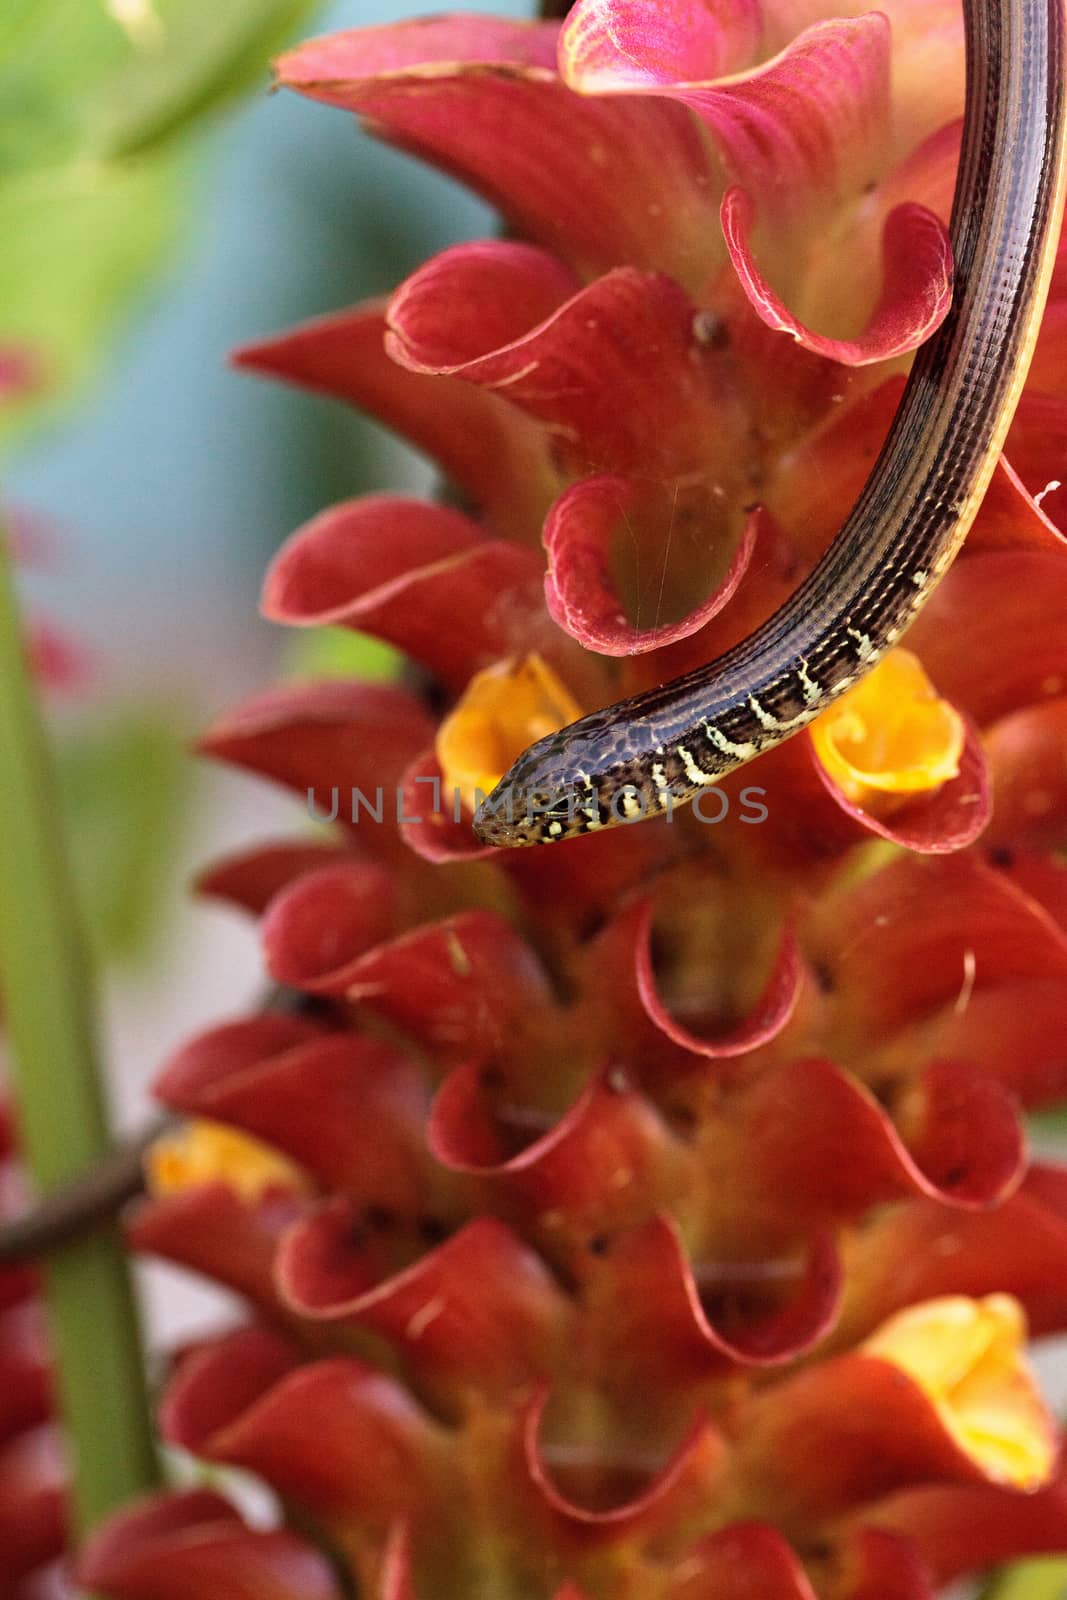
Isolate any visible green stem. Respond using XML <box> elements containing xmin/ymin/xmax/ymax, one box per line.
<box><xmin>0</xmin><ymin>533</ymin><xmax>158</xmax><ymax>1533</ymax></box>
<box><xmin>980</xmin><ymin>1560</ymin><xmax>1067</xmax><ymax>1600</ymax></box>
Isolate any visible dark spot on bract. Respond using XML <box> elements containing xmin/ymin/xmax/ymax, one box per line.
<box><xmin>418</xmin><ymin>1215</ymin><xmax>451</xmax><ymax>1247</ymax></box>
<box><xmin>812</xmin><ymin>960</ymin><xmax>835</xmax><ymax>995</ymax></box>
<box><xmin>693</xmin><ymin>310</ymin><xmax>730</xmax><ymax>350</ymax></box>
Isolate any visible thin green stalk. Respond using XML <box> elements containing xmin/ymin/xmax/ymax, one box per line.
<box><xmin>0</xmin><ymin>533</ymin><xmax>158</xmax><ymax>1534</ymax></box>
<box><xmin>980</xmin><ymin>1560</ymin><xmax>1067</xmax><ymax>1600</ymax></box>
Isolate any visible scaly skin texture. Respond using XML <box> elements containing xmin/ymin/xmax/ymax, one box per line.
<box><xmin>474</xmin><ymin>0</ymin><xmax>1067</xmax><ymax>846</ymax></box>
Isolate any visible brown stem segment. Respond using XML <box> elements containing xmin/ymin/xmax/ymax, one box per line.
<box><xmin>0</xmin><ymin>1123</ymin><xmax>162</xmax><ymax>1264</ymax></box>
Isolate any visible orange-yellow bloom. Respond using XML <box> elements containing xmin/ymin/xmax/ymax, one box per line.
<box><xmin>147</xmin><ymin>1120</ymin><xmax>308</xmax><ymax>1203</ymax></box>
<box><xmin>863</xmin><ymin>1294</ymin><xmax>1056</xmax><ymax>1491</ymax></box>
<box><xmin>437</xmin><ymin>653</ymin><xmax>583</xmax><ymax>815</ymax></box>
<box><xmin>810</xmin><ymin>648</ymin><xmax>965</xmax><ymax>808</ymax></box>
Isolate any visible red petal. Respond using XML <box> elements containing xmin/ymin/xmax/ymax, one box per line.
<box><xmin>663</xmin><ymin>1522</ymin><xmax>818</xmax><ymax>1600</ymax></box>
<box><xmin>730</xmin><ymin>114</ymin><xmax>956</xmax><ymax>382</ymax></box>
<box><xmin>562</xmin><ymin>10</ymin><xmax>891</xmax><ymax>211</ymax></box>
<box><xmin>839</xmin><ymin>1531</ymin><xmax>935</xmax><ymax>1600</ymax></box>
<box><xmin>665</xmin><ymin>1523</ymin><xmax>933</xmax><ymax>1600</ymax></box>
<box><xmin>722</xmin><ymin>190</ymin><xmax>951</xmax><ymax>365</ymax></box>
<box><xmin>195</xmin><ymin>839</ymin><xmax>352</xmax><ymax>916</ymax></box>
<box><xmin>279</xmin><ymin>15</ymin><xmax>559</xmax><ymax>75</ymax></box>
<box><xmin>276</xmin><ymin>25</ymin><xmax>718</xmax><ymax>284</ymax></box>
<box><xmin>129</xmin><ymin>1186</ymin><xmax>303</xmax><ymax>1318</ymax></box>
<box><xmin>262</xmin><ymin>862</ymin><xmax>395</xmax><ymax>994</ymax></box>
<box><xmin>560</xmin><ymin>0</ymin><xmax>760</xmax><ymax>88</ymax></box>
<box><xmin>970</xmin><ymin>456</ymin><xmax>1067</xmax><ymax>555</ymax></box>
<box><xmin>996</xmin><ymin>851</ymin><xmax>1067</xmax><ymax>937</ymax></box>
<box><xmin>0</xmin><ymin>1305</ymin><xmax>50</xmax><ymax>1446</ymax></box>
<box><xmin>741</xmin><ymin>1056</ymin><xmax>1023</xmax><ymax>1217</ymax></box>
<box><xmin>263</xmin><ymin>496</ymin><xmax>544</xmax><ymax>691</ymax></box>
<box><xmin>637</xmin><ymin>902</ymin><xmax>802</xmax><ymax>1058</ymax></box>
<box><xmin>0</xmin><ymin>1429</ymin><xmax>65</xmax><ymax>1587</ymax></box>
<box><xmin>381</xmin><ymin>1524</ymin><xmax>415</xmax><ymax>1600</ymax></box>
<box><xmin>749</xmin><ymin>716</ymin><xmax>990</xmax><ymax>861</ymax></box>
<box><xmin>396</xmin><ymin>750</ymin><xmax>499</xmax><ymax>865</ymax></box>
<box><xmin>593</xmin><ymin>1212</ymin><xmax>841</xmax><ymax>1379</ymax></box>
<box><xmin>838</xmin><ymin>1165</ymin><xmax>1067</xmax><ymax>1343</ymax></box>
<box><xmin>765</xmin><ymin>377</ymin><xmax>905</xmax><ymax>563</ymax></box>
<box><xmin>234</xmin><ymin>304</ymin><xmax>550</xmax><ymax>537</ymax></box>
<box><xmin>808</xmin><ymin>855</ymin><xmax>1067</xmax><ymax>1037</ymax></box>
<box><xmin>871</xmin><ymin>1468</ymin><xmax>1067</xmax><ymax>1587</ymax></box>
<box><xmin>160</xmin><ymin>1326</ymin><xmax>299</xmax><ymax>1452</ymax></box>
<box><xmin>739</xmin><ymin>1353</ymin><xmax>990</xmax><ymax>1520</ymax></box>
<box><xmin>544</xmin><ymin>477</ymin><xmax>759</xmax><ymax>655</ymax></box>
<box><xmin>908</xmin><ymin>549</ymin><xmax>1067</xmax><ymax>726</ymax></box>
<box><xmin>337</xmin><ymin>911</ymin><xmax>552</xmax><ymax>1058</ymax></box>
<box><xmin>385</xmin><ymin>240</ymin><xmax>580</xmax><ymax>369</ymax></box>
<box><xmin>388</xmin><ymin>262</ymin><xmax>730</xmax><ymax>477</ymax></box>
<box><xmin>524</xmin><ymin>1386</ymin><xmax>726</xmax><ymax>1536</ymax></box>
<box><xmin>428</xmin><ymin>1063</ymin><xmax>680</xmax><ymax>1249</ymax></box>
<box><xmin>164</xmin><ymin>1331</ymin><xmax>444</xmax><ymax>1527</ymax></box>
<box><xmin>278</xmin><ymin>1208</ymin><xmax>568</xmax><ymax>1405</ymax></box>
<box><xmin>987</xmin><ymin>698</ymin><xmax>1067</xmax><ymax>851</ymax></box>
<box><xmin>264</xmin><ymin>493</ymin><xmax>479</xmax><ymax>612</ymax></box>
<box><xmin>155</xmin><ymin>1014</ymin><xmax>327</xmax><ymax>1106</ymax></box>
<box><xmin>76</xmin><ymin>1490</ymin><xmax>343</xmax><ymax>1600</ymax></box>
<box><xmin>884</xmin><ymin>973</ymin><xmax>1067</xmax><ymax>1109</ymax></box>
<box><xmin>159</xmin><ymin>1026</ymin><xmax>430</xmax><ymax>1210</ymax></box>
<box><xmin>198</xmin><ymin>681</ymin><xmax>435</xmax><ymax>856</ymax></box>
<box><xmin>1005</xmin><ymin>387</ymin><xmax>1067</xmax><ymax>535</ymax></box>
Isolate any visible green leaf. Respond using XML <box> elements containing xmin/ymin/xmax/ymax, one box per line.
<box><xmin>289</xmin><ymin>626</ymin><xmax>404</xmax><ymax>685</ymax></box>
<box><xmin>980</xmin><ymin>1559</ymin><xmax>1067</xmax><ymax>1600</ymax></box>
<box><xmin>57</xmin><ymin>710</ymin><xmax>190</xmax><ymax>963</ymax></box>
<box><xmin>89</xmin><ymin>0</ymin><xmax>322</xmax><ymax>161</ymax></box>
<box><xmin>1027</xmin><ymin>1104</ymin><xmax>1067</xmax><ymax>1142</ymax></box>
<box><xmin>0</xmin><ymin>155</ymin><xmax>178</xmax><ymax>436</ymax></box>
<box><xmin>0</xmin><ymin>0</ymin><xmax>319</xmax><ymax>171</ymax></box>
<box><xmin>0</xmin><ymin>0</ymin><xmax>321</xmax><ymax>438</ymax></box>
<box><xmin>0</xmin><ymin>2</ymin><xmax>125</xmax><ymax>176</ymax></box>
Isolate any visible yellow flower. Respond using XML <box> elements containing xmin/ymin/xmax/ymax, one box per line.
<box><xmin>811</xmin><ymin>649</ymin><xmax>964</xmax><ymax>809</ymax></box>
<box><xmin>146</xmin><ymin>1120</ymin><xmax>308</xmax><ymax>1202</ymax></box>
<box><xmin>863</xmin><ymin>1295</ymin><xmax>1056</xmax><ymax>1491</ymax></box>
<box><xmin>437</xmin><ymin>654</ymin><xmax>583</xmax><ymax>816</ymax></box>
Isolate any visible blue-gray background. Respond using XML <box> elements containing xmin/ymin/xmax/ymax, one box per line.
<box><xmin>9</xmin><ymin>0</ymin><xmax>530</xmax><ymax>700</ymax></box>
<box><xmin>4</xmin><ymin>0</ymin><xmax>541</xmax><ymax>1360</ymax></box>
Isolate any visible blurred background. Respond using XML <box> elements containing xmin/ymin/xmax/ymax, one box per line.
<box><xmin>2</xmin><ymin>0</ymin><xmax>527</xmax><ymax>1342</ymax></box>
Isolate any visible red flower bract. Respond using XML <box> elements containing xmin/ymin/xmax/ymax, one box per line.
<box><xmin>83</xmin><ymin>2</ymin><xmax>1067</xmax><ymax>1597</ymax></box>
